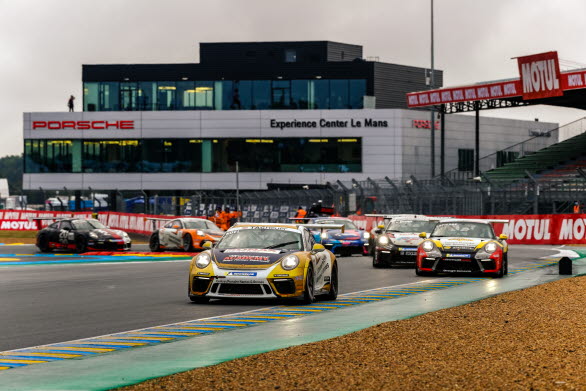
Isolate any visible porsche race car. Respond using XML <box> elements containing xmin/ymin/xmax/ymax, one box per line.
<box><xmin>35</xmin><ymin>218</ymin><xmax>131</xmax><ymax>253</ymax></box>
<box><xmin>311</xmin><ymin>218</ymin><xmax>369</xmax><ymax>256</ymax></box>
<box><xmin>188</xmin><ymin>223</ymin><xmax>339</xmax><ymax>303</ymax></box>
<box><xmin>373</xmin><ymin>216</ymin><xmax>439</xmax><ymax>268</ymax></box>
<box><xmin>416</xmin><ymin>219</ymin><xmax>509</xmax><ymax>277</ymax></box>
<box><xmin>149</xmin><ymin>217</ymin><xmax>224</xmax><ymax>252</ymax></box>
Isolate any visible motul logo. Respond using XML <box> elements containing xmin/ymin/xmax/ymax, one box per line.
<box><xmin>32</xmin><ymin>121</ymin><xmax>135</xmax><ymax>130</ymax></box>
<box><xmin>517</xmin><ymin>51</ymin><xmax>563</xmax><ymax>100</ymax></box>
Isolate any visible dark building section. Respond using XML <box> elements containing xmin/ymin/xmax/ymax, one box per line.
<box><xmin>82</xmin><ymin>41</ymin><xmax>442</xmax><ymax>111</ymax></box>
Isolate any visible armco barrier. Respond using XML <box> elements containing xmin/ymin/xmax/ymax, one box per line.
<box><xmin>348</xmin><ymin>214</ymin><xmax>586</xmax><ymax>245</ymax></box>
<box><xmin>2</xmin><ymin>210</ymin><xmax>585</xmax><ymax>245</ymax></box>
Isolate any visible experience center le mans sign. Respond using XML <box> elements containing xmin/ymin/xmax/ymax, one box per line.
<box><xmin>406</xmin><ymin>50</ymin><xmax>586</xmax><ymax>108</ymax></box>
<box><xmin>269</xmin><ymin>118</ymin><xmax>388</xmax><ymax>130</ymax></box>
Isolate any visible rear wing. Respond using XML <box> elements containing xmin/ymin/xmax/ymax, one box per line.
<box><xmin>299</xmin><ymin>224</ymin><xmax>345</xmax><ymax>233</ymax></box>
<box><xmin>28</xmin><ymin>216</ymin><xmax>73</xmax><ymax>229</ymax></box>
<box><xmin>144</xmin><ymin>216</ymin><xmax>175</xmax><ymax>231</ymax></box>
<box><xmin>288</xmin><ymin>217</ymin><xmax>312</xmax><ymax>221</ymax></box>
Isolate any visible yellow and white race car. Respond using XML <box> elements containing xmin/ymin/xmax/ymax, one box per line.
<box><xmin>188</xmin><ymin>223</ymin><xmax>340</xmax><ymax>304</ymax></box>
<box><xmin>416</xmin><ymin>219</ymin><xmax>509</xmax><ymax>278</ymax></box>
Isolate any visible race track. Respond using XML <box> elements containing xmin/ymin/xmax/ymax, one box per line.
<box><xmin>0</xmin><ymin>244</ymin><xmax>561</xmax><ymax>352</ymax></box>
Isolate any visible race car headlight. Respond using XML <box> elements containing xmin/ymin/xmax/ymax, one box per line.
<box><xmin>363</xmin><ymin>232</ymin><xmax>370</xmax><ymax>239</ymax></box>
<box><xmin>422</xmin><ymin>241</ymin><xmax>435</xmax><ymax>252</ymax></box>
<box><xmin>195</xmin><ymin>252</ymin><xmax>211</xmax><ymax>269</ymax></box>
<box><xmin>89</xmin><ymin>232</ymin><xmax>98</xmax><ymax>239</ymax></box>
<box><xmin>197</xmin><ymin>230</ymin><xmax>204</xmax><ymax>236</ymax></box>
<box><xmin>281</xmin><ymin>255</ymin><xmax>299</xmax><ymax>270</ymax></box>
<box><xmin>483</xmin><ymin>242</ymin><xmax>498</xmax><ymax>254</ymax></box>
<box><xmin>320</xmin><ymin>232</ymin><xmax>328</xmax><ymax>239</ymax></box>
<box><xmin>377</xmin><ymin>235</ymin><xmax>390</xmax><ymax>246</ymax></box>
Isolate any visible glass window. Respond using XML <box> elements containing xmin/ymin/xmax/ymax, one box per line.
<box><xmin>195</xmin><ymin>81</ymin><xmax>214</xmax><ymax>109</ymax></box>
<box><xmin>231</xmin><ymin>80</ymin><xmax>252</xmax><ymax>110</ymax></box>
<box><xmin>176</xmin><ymin>81</ymin><xmax>195</xmax><ymax>110</ymax></box>
<box><xmin>83</xmin><ymin>82</ymin><xmax>99</xmax><ymax>112</ymax></box>
<box><xmin>291</xmin><ymin>80</ymin><xmax>309</xmax><ymax>109</ymax></box>
<box><xmin>218</xmin><ymin>81</ymin><xmax>233</xmax><ymax>110</ymax></box>
<box><xmin>120</xmin><ymin>82</ymin><xmax>139</xmax><ymax>111</ymax></box>
<box><xmin>99</xmin><ymin>82</ymin><xmax>119</xmax><ymax>111</ymax></box>
<box><xmin>349</xmin><ymin>79</ymin><xmax>366</xmax><ymax>109</ymax></box>
<box><xmin>138</xmin><ymin>82</ymin><xmax>157</xmax><ymax>110</ymax></box>
<box><xmin>82</xmin><ymin>140</ymin><xmax>141</xmax><ymax>173</ymax></box>
<box><xmin>24</xmin><ymin>140</ymin><xmax>73</xmax><ymax>173</ymax></box>
<box><xmin>157</xmin><ymin>82</ymin><xmax>176</xmax><ymax>110</ymax></box>
<box><xmin>285</xmin><ymin>49</ymin><xmax>297</xmax><ymax>63</ymax></box>
<box><xmin>330</xmin><ymin>80</ymin><xmax>349</xmax><ymax>109</ymax></box>
<box><xmin>309</xmin><ymin>80</ymin><xmax>329</xmax><ymax>109</ymax></box>
<box><xmin>252</xmin><ymin>80</ymin><xmax>270</xmax><ymax>109</ymax></box>
<box><xmin>271</xmin><ymin>80</ymin><xmax>291</xmax><ymax>109</ymax></box>
<box><xmin>140</xmin><ymin>139</ymin><xmax>202</xmax><ymax>172</ymax></box>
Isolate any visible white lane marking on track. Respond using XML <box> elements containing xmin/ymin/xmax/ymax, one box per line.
<box><xmin>4</xmin><ymin>279</ymin><xmax>445</xmax><ymax>354</ymax></box>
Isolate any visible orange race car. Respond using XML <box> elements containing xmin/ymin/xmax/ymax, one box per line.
<box><xmin>148</xmin><ymin>217</ymin><xmax>225</xmax><ymax>252</ymax></box>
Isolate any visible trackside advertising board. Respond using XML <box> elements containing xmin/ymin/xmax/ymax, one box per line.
<box><xmin>517</xmin><ymin>51</ymin><xmax>563</xmax><ymax>100</ymax></box>
<box><xmin>348</xmin><ymin>214</ymin><xmax>586</xmax><ymax>245</ymax></box>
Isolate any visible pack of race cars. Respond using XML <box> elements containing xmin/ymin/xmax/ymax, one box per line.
<box><xmin>32</xmin><ymin>213</ymin><xmax>509</xmax><ymax>304</ymax></box>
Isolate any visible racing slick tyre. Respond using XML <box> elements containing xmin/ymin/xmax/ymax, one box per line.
<box><xmin>372</xmin><ymin>252</ymin><xmax>383</xmax><ymax>268</ymax></box>
<box><xmin>323</xmin><ymin>262</ymin><xmax>338</xmax><ymax>301</ymax></box>
<box><xmin>183</xmin><ymin>235</ymin><xmax>194</xmax><ymax>252</ymax></box>
<box><xmin>149</xmin><ymin>233</ymin><xmax>162</xmax><ymax>252</ymax></box>
<box><xmin>504</xmin><ymin>254</ymin><xmax>509</xmax><ymax>275</ymax></box>
<box><xmin>415</xmin><ymin>268</ymin><xmax>433</xmax><ymax>277</ymax></box>
<box><xmin>75</xmin><ymin>236</ymin><xmax>87</xmax><ymax>253</ymax></box>
<box><xmin>491</xmin><ymin>262</ymin><xmax>505</xmax><ymax>278</ymax></box>
<box><xmin>189</xmin><ymin>295</ymin><xmax>210</xmax><ymax>304</ymax></box>
<box><xmin>37</xmin><ymin>234</ymin><xmax>51</xmax><ymax>253</ymax></box>
<box><xmin>301</xmin><ymin>264</ymin><xmax>316</xmax><ymax>304</ymax></box>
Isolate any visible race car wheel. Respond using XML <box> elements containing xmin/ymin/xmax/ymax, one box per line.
<box><xmin>324</xmin><ymin>262</ymin><xmax>338</xmax><ymax>301</ymax></box>
<box><xmin>504</xmin><ymin>254</ymin><xmax>509</xmax><ymax>275</ymax></box>
<box><xmin>149</xmin><ymin>233</ymin><xmax>162</xmax><ymax>252</ymax></box>
<box><xmin>37</xmin><ymin>234</ymin><xmax>51</xmax><ymax>253</ymax></box>
<box><xmin>415</xmin><ymin>268</ymin><xmax>433</xmax><ymax>277</ymax></box>
<box><xmin>301</xmin><ymin>264</ymin><xmax>316</xmax><ymax>304</ymax></box>
<box><xmin>372</xmin><ymin>252</ymin><xmax>383</xmax><ymax>268</ymax></box>
<box><xmin>183</xmin><ymin>235</ymin><xmax>194</xmax><ymax>252</ymax></box>
<box><xmin>75</xmin><ymin>236</ymin><xmax>87</xmax><ymax>253</ymax></box>
<box><xmin>189</xmin><ymin>295</ymin><xmax>210</xmax><ymax>304</ymax></box>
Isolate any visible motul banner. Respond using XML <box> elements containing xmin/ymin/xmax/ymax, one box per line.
<box><xmin>0</xmin><ymin>220</ymin><xmax>39</xmax><ymax>230</ymax></box>
<box><xmin>348</xmin><ymin>214</ymin><xmax>586</xmax><ymax>245</ymax></box>
<box><xmin>517</xmin><ymin>51</ymin><xmax>563</xmax><ymax>100</ymax></box>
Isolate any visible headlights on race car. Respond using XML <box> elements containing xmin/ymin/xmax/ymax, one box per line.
<box><xmin>483</xmin><ymin>242</ymin><xmax>498</xmax><ymax>253</ymax></box>
<box><xmin>197</xmin><ymin>230</ymin><xmax>204</xmax><ymax>236</ymax></box>
<box><xmin>89</xmin><ymin>232</ymin><xmax>98</xmax><ymax>239</ymax></box>
<box><xmin>320</xmin><ymin>232</ymin><xmax>328</xmax><ymax>239</ymax></box>
<box><xmin>363</xmin><ymin>232</ymin><xmax>370</xmax><ymax>239</ymax></box>
<box><xmin>422</xmin><ymin>240</ymin><xmax>435</xmax><ymax>252</ymax></box>
<box><xmin>195</xmin><ymin>252</ymin><xmax>211</xmax><ymax>268</ymax></box>
<box><xmin>377</xmin><ymin>235</ymin><xmax>390</xmax><ymax>246</ymax></box>
<box><xmin>281</xmin><ymin>254</ymin><xmax>300</xmax><ymax>270</ymax></box>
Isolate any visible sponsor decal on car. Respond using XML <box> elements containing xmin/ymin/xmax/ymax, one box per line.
<box><xmin>274</xmin><ymin>274</ymin><xmax>289</xmax><ymax>277</ymax></box>
<box><xmin>446</xmin><ymin>253</ymin><xmax>472</xmax><ymax>258</ymax></box>
<box><xmin>398</xmin><ymin>247</ymin><xmax>418</xmax><ymax>251</ymax></box>
<box><xmin>226</xmin><ymin>271</ymin><xmax>258</xmax><ymax>276</ymax></box>
<box><xmin>224</xmin><ymin>249</ymin><xmax>282</xmax><ymax>254</ymax></box>
<box><xmin>222</xmin><ymin>255</ymin><xmax>271</xmax><ymax>263</ymax></box>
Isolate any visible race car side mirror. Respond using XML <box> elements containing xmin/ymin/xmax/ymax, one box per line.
<box><xmin>374</xmin><ymin>229</ymin><xmax>382</xmax><ymax>235</ymax></box>
<box><xmin>377</xmin><ymin>224</ymin><xmax>385</xmax><ymax>229</ymax></box>
<box><xmin>499</xmin><ymin>234</ymin><xmax>508</xmax><ymax>240</ymax></box>
<box><xmin>419</xmin><ymin>232</ymin><xmax>427</xmax><ymax>238</ymax></box>
<box><xmin>202</xmin><ymin>241</ymin><xmax>213</xmax><ymax>249</ymax></box>
<box><xmin>172</xmin><ymin>225</ymin><xmax>180</xmax><ymax>229</ymax></box>
<box><xmin>312</xmin><ymin>243</ymin><xmax>326</xmax><ymax>253</ymax></box>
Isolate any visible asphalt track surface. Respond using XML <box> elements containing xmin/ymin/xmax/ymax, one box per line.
<box><xmin>0</xmin><ymin>244</ymin><xmax>560</xmax><ymax>352</ymax></box>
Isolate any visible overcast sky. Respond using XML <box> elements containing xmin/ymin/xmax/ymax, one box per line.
<box><xmin>2</xmin><ymin>0</ymin><xmax>586</xmax><ymax>158</ymax></box>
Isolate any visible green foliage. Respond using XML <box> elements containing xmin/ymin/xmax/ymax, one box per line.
<box><xmin>0</xmin><ymin>154</ymin><xmax>23</xmax><ymax>195</ymax></box>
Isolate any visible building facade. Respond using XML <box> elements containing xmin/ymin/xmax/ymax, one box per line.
<box><xmin>22</xmin><ymin>41</ymin><xmax>557</xmax><ymax>193</ymax></box>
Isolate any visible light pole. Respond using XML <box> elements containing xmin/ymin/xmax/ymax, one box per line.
<box><xmin>430</xmin><ymin>0</ymin><xmax>435</xmax><ymax>178</ymax></box>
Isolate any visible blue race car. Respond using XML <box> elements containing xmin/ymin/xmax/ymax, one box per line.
<box><xmin>310</xmin><ymin>217</ymin><xmax>369</xmax><ymax>257</ymax></box>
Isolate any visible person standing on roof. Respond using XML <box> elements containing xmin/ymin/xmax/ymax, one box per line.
<box><xmin>67</xmin><ymin>95</ymin><xmax>75</xmax><ymax>112</ymax></box>
<box><xmin>574</xmin><ymin>201</ymin><xmax>582</xmax><ymax>214</ymax></box>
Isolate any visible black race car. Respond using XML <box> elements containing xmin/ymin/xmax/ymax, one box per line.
<box><xmin>35</xmin><ymin>218</ymin><xmax>132</xmax><ymax>253</ymax></box>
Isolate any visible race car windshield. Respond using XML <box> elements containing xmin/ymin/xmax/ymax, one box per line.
<box><xmin>72</xmin><ymin>219</ymin><xmax>107</xmax><ymax>230</ymax></box>
<box><xmin>182</xmin><ymin>219</ymin><xmax>220</xmax><ymax>231</ymax></box>
<box><xmin>386</xmin><ymin>220</ymin><xmax>436</xmax><ymax>233</ymax></box>
<box><xmin>217</xmin><ymin>228</ymin><xmax>302</xmax><ymax>251</ymax></box>
<box><xmin>315</xmin><ymin>220</ymin><xmax>357</xmax><ymax>230</ymax></box>
<box><xmin>431</xmin><ymin>222</ymin><xmax>494</xmax><ymax>239</ymax></box>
